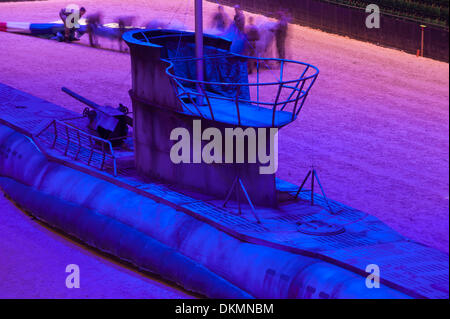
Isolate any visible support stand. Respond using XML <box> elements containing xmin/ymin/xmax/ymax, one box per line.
<box><xmin>223</xmin><ymin>176</ymin><xmax>261</xmax><ymax>223</ymax></box>
<box><xmin>294</xmin><ymin>168</ymin><xmax>335</xmax><ymax>214</ymax></box>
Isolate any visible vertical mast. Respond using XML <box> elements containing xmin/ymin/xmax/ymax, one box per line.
<box><xmin>195</xmin><ymin>0</ymin><xmax>204</xmax><ymax>93</ymax></box>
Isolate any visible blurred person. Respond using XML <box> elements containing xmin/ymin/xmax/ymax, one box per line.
<box><xmin>86</xmin><ymin>11</ymin><xmax>103</xmax><ymax>47</ymax></box>
<box><xmin>256</xmin><ymin>21</ymin><xmax>277</xmax><ymax>59</ymax></box>
<box><xmin>116</xmin><ymin>15</ymin><xmax>135</xmax><ymax>51</ymax></box>
<box><xmin>233</xmin><ymin>5</ymin><xmax>245</xmax><ymax>34</ymax></box>
<box><xmin>273</xmin><ymin>10</ymin><xmax>289</xmax><ymax>61</ymax></box>
<box><xmin>245</xmin><ymin>16</ymin><xmax>260</xmax><ymax>73</ymax></box>
<box><xmin>228</xmin><ymin>4</ymin><xmax>246</xmax><ymax>54</ymax></box>
<box><xmin>211</xmin><ymin>5</ymin><xmax>229</xmax><ymax>32</ymax></box>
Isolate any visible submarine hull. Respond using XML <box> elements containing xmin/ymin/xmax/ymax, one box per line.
<box><xmin>0</xmin><ymin>124</ymin><xmax>409</xmax><ymax>298</ymax></box>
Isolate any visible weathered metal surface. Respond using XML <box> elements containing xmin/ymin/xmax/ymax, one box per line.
<box><xmin>129</xmin><ymin>98</ymin><xmax>278</xmax><ymax>206</ymax></box>
<box><xmin>123</xmin><ymin>29</ymin><xmax>318</xmax><ymax>206</ymax></box>
<box><xmin>0</xmin><ymin>83</ymin><xmax>448</xmax><ymax>298</ymax></box>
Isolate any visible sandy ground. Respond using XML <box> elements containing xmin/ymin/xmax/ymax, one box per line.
<box><xmin>0</xmin><ymin>0</ymin><xmax>448</xmax><ymax>298</ymax></box>
<box><xmin>0</xmin><ymin>194</ymin><xmax>194</xmax><ymax>298</ymax></box>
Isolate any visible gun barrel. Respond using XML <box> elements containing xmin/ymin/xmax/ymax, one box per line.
<box><xmin>62</xmin><ymin>87</ymin><xmax>102</xmax><ymax>110</ymax></box>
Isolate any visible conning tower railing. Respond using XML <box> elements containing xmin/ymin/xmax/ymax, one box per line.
<box><xmin>166</xmin><ymin>55</ymin><xmax>319</xmax><ymax>127</ymax></box>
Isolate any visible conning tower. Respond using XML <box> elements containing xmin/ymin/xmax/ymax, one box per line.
<box><xmin>124</xmin><ymin>29</ymin><xmax>318</xmax><ymax>207</ymax></box>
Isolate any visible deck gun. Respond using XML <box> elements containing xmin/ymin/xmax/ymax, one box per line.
<box><xmin>62</xmin><ymin>87</ymin><xmax>132</xmax><ymax>145</ymax></box>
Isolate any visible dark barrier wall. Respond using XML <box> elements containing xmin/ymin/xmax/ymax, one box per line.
<box><xmin>214</xmin><ymin>0</ymin><xmax>449</xmax><ymax>62</ymax></box>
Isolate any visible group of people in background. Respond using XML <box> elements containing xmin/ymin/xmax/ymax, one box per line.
<box><xmin>57</xmin><ymin>3</ymin><xmax>292</xmax><ymax>62</ymax></box>
<box><xmin>211</xmin><ymin>4</ymin><xmax>291</xmax><ymax>71</ymax></box>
